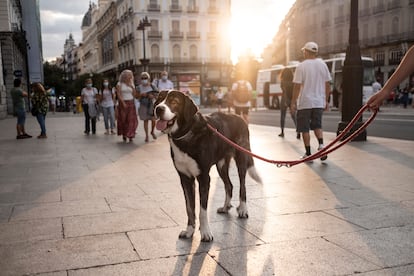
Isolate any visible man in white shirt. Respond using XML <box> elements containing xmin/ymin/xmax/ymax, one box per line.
<box><xmin>153</xmin><ymin>71</ymin><xmax>174</xmax><ymax>90</ymax></box>
<box><xmin>291</xmin><ymin>41</ymin><xmax>331</xmax><ymax>162</ymax></box>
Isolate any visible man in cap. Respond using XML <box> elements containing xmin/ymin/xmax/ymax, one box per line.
<box><xmin>291</xmin><ymin>42</ymin><xmax>331</xmax><ymax>162</ymax></box>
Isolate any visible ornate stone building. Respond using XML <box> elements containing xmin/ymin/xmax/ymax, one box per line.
<box><xmin>77</xmin><ymin>0</ymin><xmax>232</xmax><ymax>104</ymax></box>
<box><xmin>270</xmin><ymin>0</ymin><xmax>414</xmax><ymax>85</ymax></box>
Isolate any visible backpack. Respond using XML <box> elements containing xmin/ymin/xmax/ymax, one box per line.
<box><xmin>234</xmin><ymin>81</ymin><xmax>251</xmax><ymax>103</ymax></box>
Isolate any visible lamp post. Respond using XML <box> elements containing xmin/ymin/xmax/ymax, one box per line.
<box><xmin>137</xmin><ymin>16</ymin><xmax>151</xmax><ymax>72</ymax></box>
<box><xmin>337</xmin><ymin>0</ymin><xmax>366</xmax><ymax>141</ymax></box>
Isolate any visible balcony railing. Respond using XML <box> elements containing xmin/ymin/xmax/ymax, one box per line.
<box><xmin>148</xmin><ymin>30</ymin><xmax>162</xmax><ymax>38</ymax></box>
<box><xmin>187</xmin><ymin>32</ymin><xmax>200</xmax><ymax>39</ymax></box>
<box><xmin>170</xmin><ymin>5</ymin><xmax>182</xmax><ymax>12</ymax></box>
<box><xmin>388</xmin><ymin>0</ymin><xmax>401</xmax><ymax>10</ymax></box>
<box><xmin>208</xmin><ymin>7</ymin><xmax>219</xmax><ymax>14</ymax></box>
<box><xmin>187</xmin><ymin>6</ymin><xmax>199</xmax><ymax>13</ymax></box>
<box><xmin>169</xmin><ymin>31</ymin><xmax>183</xmax><ymax>38</ymax></box>
<box><xmin>148</xmin><ymin>4</ymin><xmax>160</xmax><ymax>11</ymax></box>
<box><xmin>373</xmin><ymin>4</ymin><xmax>385</xmax><ymax>14</ymax></box>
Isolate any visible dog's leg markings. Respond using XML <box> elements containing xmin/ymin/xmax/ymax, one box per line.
<box><xmin>217</xmin><ymin>194</ymin><xmax>232</xmax><ymax>214</ymax></box>
<box><xmin>179</xmin><ymin>225</ymin><xmax>195</xmax><ymax>239</ymax></box>
<box><xmin>237</xmin><ymin>201</ymin><xmax>249</xmax><ymax>218</ymax></box>
<box><xmin>199</xmin><ymin>208</ymin><xmax>213</xmax><ymax>242</ymax></box>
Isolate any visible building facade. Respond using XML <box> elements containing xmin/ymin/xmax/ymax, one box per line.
<box><xmin>0</xmin><ymin>0</ymin><xmax>43</xmax><ymax>118</ymax></box>
<box><xmin>270</xmin><ymin>0</ymin><xmax>414</xmax><ymax>86</ymax></box>
<box><xmin>76</xmin><ymin>0</ymin><xmax>232</xmax><ymax>105</ymax></box>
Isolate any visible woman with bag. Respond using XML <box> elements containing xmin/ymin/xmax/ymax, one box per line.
<box><xmin>81</xmin><ymin>78</ymin><xmax>99</xmax><ymax>135</ymax></box>
<box><xmin>137</xmin><ymin>72</ymin><xmax>158</xmax><ymax>142</ymax></box>
<box><xmin>31</xmin><ymin>82</ymin><xmax>49</xmax><ymax>139</ymax></box>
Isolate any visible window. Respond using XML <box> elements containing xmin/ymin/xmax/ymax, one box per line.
<box><xmin>189</xmin><ymin>21</ymin><xmax>197</xmax><ymax>33</ymax></box>
<box><xmin>151</xmin><ymin>44</ymin><xmax>160</xmax><ymax>60</ymax></box>
<box><xmin>376</xmin><ymin>21</ymin><xmax>383</xmax><ymax>37</ymax></box>
<box><xmin>173</xmin><ymin>44</ymin><xmax>181</xmax><ymax>60</ymax></box>
<box><xmin>151</xmin><ymin>20</ymin><xmax>159</xmax><ymax>31</ymax></box>
<box><xmin>392</xmin><ymin>17</ymin><xmax>399</xmax><ymax>34</ymax></box>
<box><xmin>172</xmin><ymin>20</ymin><xmax>180</xmax><ymax>32</ymax></box>
<box><xmin>189</xmin><ymin>45</ymin><xmax>197</xmax><ymax>59</ymax></box>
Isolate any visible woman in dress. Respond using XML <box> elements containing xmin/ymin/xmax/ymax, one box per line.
<box><xmin>116</xmin><ymin>70</ymin><xmax>138</xmax><ymax>142</ymax></box>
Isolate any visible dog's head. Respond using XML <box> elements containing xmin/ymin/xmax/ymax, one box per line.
<box><xmin>154</xmin><ymin>90</ymin><xmax>199</xmax><ymax>134</ymax></box>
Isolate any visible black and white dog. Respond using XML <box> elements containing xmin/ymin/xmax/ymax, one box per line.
<box><xmin>154</xmin><ymin>90</ymin><xmax>261</xmax><ymax>242</ymax></box>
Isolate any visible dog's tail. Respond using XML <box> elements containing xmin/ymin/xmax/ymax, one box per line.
<box><xmin>248</xmin><ymin>166</ymin><xmax>262</xmax><ymax>184</ymax></box>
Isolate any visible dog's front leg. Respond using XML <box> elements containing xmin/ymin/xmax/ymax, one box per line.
<box><xmin>179</xmin><ymin>175</ymin><xmax>196</xmax><ymax>239</ymax></box>
<box><xmin>198</xmin><ymin>173</ymin><xmax>213</xmax><ymax>242</ymax></box>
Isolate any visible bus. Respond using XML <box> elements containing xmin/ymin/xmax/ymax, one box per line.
<box><xmin>256</xmin><ymin>55</ymin><xmax>376</xmax><ymax>109</ymax></box>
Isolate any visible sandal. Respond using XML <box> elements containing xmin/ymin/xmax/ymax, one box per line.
<box><xmin>151</xmin><ymin>132</ymin><xmax>157</xmax><ymax>140</ymax></box>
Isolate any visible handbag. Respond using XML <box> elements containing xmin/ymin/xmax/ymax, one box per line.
<box><xmin>31</xmin><ymin>106</ymin><xmax>38</xmax><ymax>116</ymax></box>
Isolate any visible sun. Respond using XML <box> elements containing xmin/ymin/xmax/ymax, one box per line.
<box><xmin>230</xmin><ymin>0</ymin><xmax>295</xmax><ymax>64</ymax></box>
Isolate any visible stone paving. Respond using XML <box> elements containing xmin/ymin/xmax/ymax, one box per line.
<box><xmin>0</xmin><ymin>111</ymin><xmax>413</xmax><ymax>275</ymax></box>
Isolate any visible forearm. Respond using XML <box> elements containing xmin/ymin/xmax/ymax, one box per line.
<box><xmin>382</xmin><ymin>46</ymin><xmax>414</xmax><ymax>94</ymax></box>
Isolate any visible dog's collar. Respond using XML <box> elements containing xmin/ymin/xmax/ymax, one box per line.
<box><xmin>169</xmin><ymin>113</ymin><xmax>205</xmax><ymax>141</ymax></box>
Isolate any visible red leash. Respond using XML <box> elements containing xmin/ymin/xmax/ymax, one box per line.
<box><xmin>207</xmin><ymin>104</ymin><xmax>378</xmax><ymax>167</ymax></box>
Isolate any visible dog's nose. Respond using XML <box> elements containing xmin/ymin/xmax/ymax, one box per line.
<box><xmin>155</xmin><ymin>105</ymin><xmax>165</xmax><ymax>118</ymax></box>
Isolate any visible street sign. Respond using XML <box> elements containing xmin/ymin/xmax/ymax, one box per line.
<box><xmin>13</xmin><ymin>70</ymin><xmax>23</xmax><ymax>77</ymax></box>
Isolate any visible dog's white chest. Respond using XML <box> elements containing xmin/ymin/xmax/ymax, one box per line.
<box><xmin>170</xmin><ymin>141</ymin><xmax>200</xmax><ymax>178</ymax></box>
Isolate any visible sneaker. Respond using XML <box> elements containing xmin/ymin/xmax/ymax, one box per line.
<box><xmin>300</xmin><ymin>154</ymin><xmax>313</xmax><ymax>163</ymax></box>
<box><xmin>22</xmin><ymin>133</ymin><xmax>32</xmax><ymax>138</ymax></box>
<box><xmin>37</xmin><ymin>134</ymin><xmax>47</xmax><ymax>139</ymax></box>
<box><xmin>318</xmin><ymin>144</ymin><xmax>328</xmax><ymax>161</ymax></box>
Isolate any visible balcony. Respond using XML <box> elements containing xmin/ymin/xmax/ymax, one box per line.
<box><xmin>148</xmin><ymin>4</ymin><xmax>160</xmax><ymax>11</ymax></box>
<box><xmin>388</xmin><ymin>0</ymin><xmax>401</xmax><ymax>10</ymax></box>
<box><xmin>169</xmin><ymin>31</ymin><xmax>184</xmax><ymax>38</ymax></box>
<box><xmin>187</xmin><ymin>6</ymin><xmax>199</xmax><ymax>13</ymax></box>
<box><xmin>148</xmin><ymin>30</ymin><xmax>162</xmax><ymax>38</ymax></box>
<box><xmin>334</xmin><ymin>15</ymin><xmax>345</xmax><ymax>24</ymax></box>
<box><xmin>373</xmin><ymin>4</ymin><xmax>385</xmax><ymax>14</ymax></box>
<box><xmin>207</xmin><ymin>32</ymin><xmax>217</xmax><ymax>39</ymax></box>
<box><xmin>170</xmin><ymin>5</ymin><xmax>182</xmax><ymax>12</ymax></box>
<box><xmin>321</xmin><ymin>19</ymin><xmax>330</xmax><ymax>28</ymax></box>
<box><xmin>187</xmin><ymin>32</ymin><xmax>200</xmax><ymax>39</ymax></box>
<box><xmin>208</xmin><ymin>7</ymin><xmax>219</xmax><ymax>14</ymax></box>
<box><xmin>359</xmin><ymin>8</ymin><xmax>371</xmax><ymax>17</ymax></box>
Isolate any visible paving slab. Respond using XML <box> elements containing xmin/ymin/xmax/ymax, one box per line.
<box><xmin>323</xmin><ymin>224</ymin><xmax>414</xmax><ymax>268</ymax></box>
<box><xmin>68</xmin><ymin>253</ymin><xmax>228</xmax><ymax>276</ymax></box>
<box><xmin>213</xmin><ymin>237</ymin><xmax>380</xmax><ymax>275</ymax></box>
<box><xmin>10</xmin><ymin>199</ymin><xmax>111</xmax><ymax>221</ymax></box>
<box><xmin>63</xmin><ymin>209</ymin><xmax>177</xmax><ymax>238</ymax></box>
<box><xmin>325</xmin><ymin>202</ymin><xmax>414</xmax><ymax>229</ymax></box>
<box><xmin>0</xmin><ymin>233</ymin><xmax>139</xmax><ymax>275</ymax></box>
<box><xmin>0</xmin><ymin>218</ymin><xmax>62</xmax><ymax>244</ymax></box>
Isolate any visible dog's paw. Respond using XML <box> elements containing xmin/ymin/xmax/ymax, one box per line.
<box><xmin>237</xmin><ymin>202</ymin><xmax>249</xmax><ymax>218</ymax></box>
<box><xmin>178</xmin><ymin>225</ymin><xmax>195</xmax><ymax>239</ymax></box>
<box><xmin>217</xmin><ymin>204</ymin><xmax>232</xmax><ymax>214</ymax></box>
<box><xmin>200</xmin><ymin>229</ymin><xmax>214</xmax><ymax>242</ymax></box>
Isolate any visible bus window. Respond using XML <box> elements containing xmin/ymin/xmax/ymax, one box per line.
<box><xmin>362</xmin><ymin>60</ymin><xmax>375</xmax><ymax>85</ymax></box>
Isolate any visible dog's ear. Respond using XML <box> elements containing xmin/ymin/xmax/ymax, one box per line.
<box><xmin>155</xmin><ymin>90</ymin><xmax>169</xmax><ymax>106</ymax></box>
<box><xmin>183</xmin><ymin>93</ymin><xmax>198</xmax><ymax>119</ymax></box>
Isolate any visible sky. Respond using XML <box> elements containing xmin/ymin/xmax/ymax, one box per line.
<box><xmin>39</xmin><ymin>0</ymin><xmax>295</xmax><ymax>63</ymax></box>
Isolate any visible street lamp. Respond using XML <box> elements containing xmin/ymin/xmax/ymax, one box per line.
<box><xmin>337</xmin><ymin>0</ymin><xmax>366</xmax><ymax>141</ymax></box>
<box><xmin>137</xmin><ymin>16</ymin><xmax>151</xmax><ymax>72</ymax></box>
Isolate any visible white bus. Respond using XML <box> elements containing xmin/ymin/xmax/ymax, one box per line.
<box><xmin>256</xmin><ymin>55</ymin><xmax>375</xmax><ymax>109</ymax></box>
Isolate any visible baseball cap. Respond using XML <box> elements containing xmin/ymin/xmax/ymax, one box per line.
<box><xmin>301</xmin><ymin>41</ymin><xmax>318</xmax><ymax>53</ymax></box>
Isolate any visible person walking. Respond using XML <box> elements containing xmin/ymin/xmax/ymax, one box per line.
<box><xmin>291</xmin><ymin>42</ymin><xmax>331</xmax><ymax>162</ymax></box>
<box><xmin>153</xmin><ymin>71</ymin><xmax>174</xmax><ymax>90</ymax></box>
<box><xmin>215</xmin><ymin>88</ymin><xmax>224</xmax><ymax>112</ymax></box>
<box><xmin>138</xmin><ymin>72</ymin><xmax>158</xmax><ymax>142</ymax></box>
<box><xmin>99</xmin><ymin>78</ymin><xmax>116</xmax><ymax>135</ymax></box>
<box><xmin>116</xmin><ymin>70</ymin><xmax>138</xmax><ymax>142</ymax></box>
<box><xmin>278</xmin><ymin>67</ymin><xmax>300</xmax><ymax>139</ymax></box>
<box><xmin>31</xmin><ymin>82</ymin><xmax>49</xmax><ymax>139</ymax></box>
<box><xmin>81</xmin><ymin>78</ymin><xmax>98</xmax><ymax>135</ymax></box>
<box><xmin>231</xmin><ymin>73</ymin><xmax>252</xmax><ymax>123</ymax></box>
<box><xmin>11</xmin><ymin>78</ymin><xmax>32</xmax><ymax>139</ymax></box>
<box><xmin>368</xmin><ymin>45</ymin><xmax>414</xmax><ymax>110</ymax></box>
